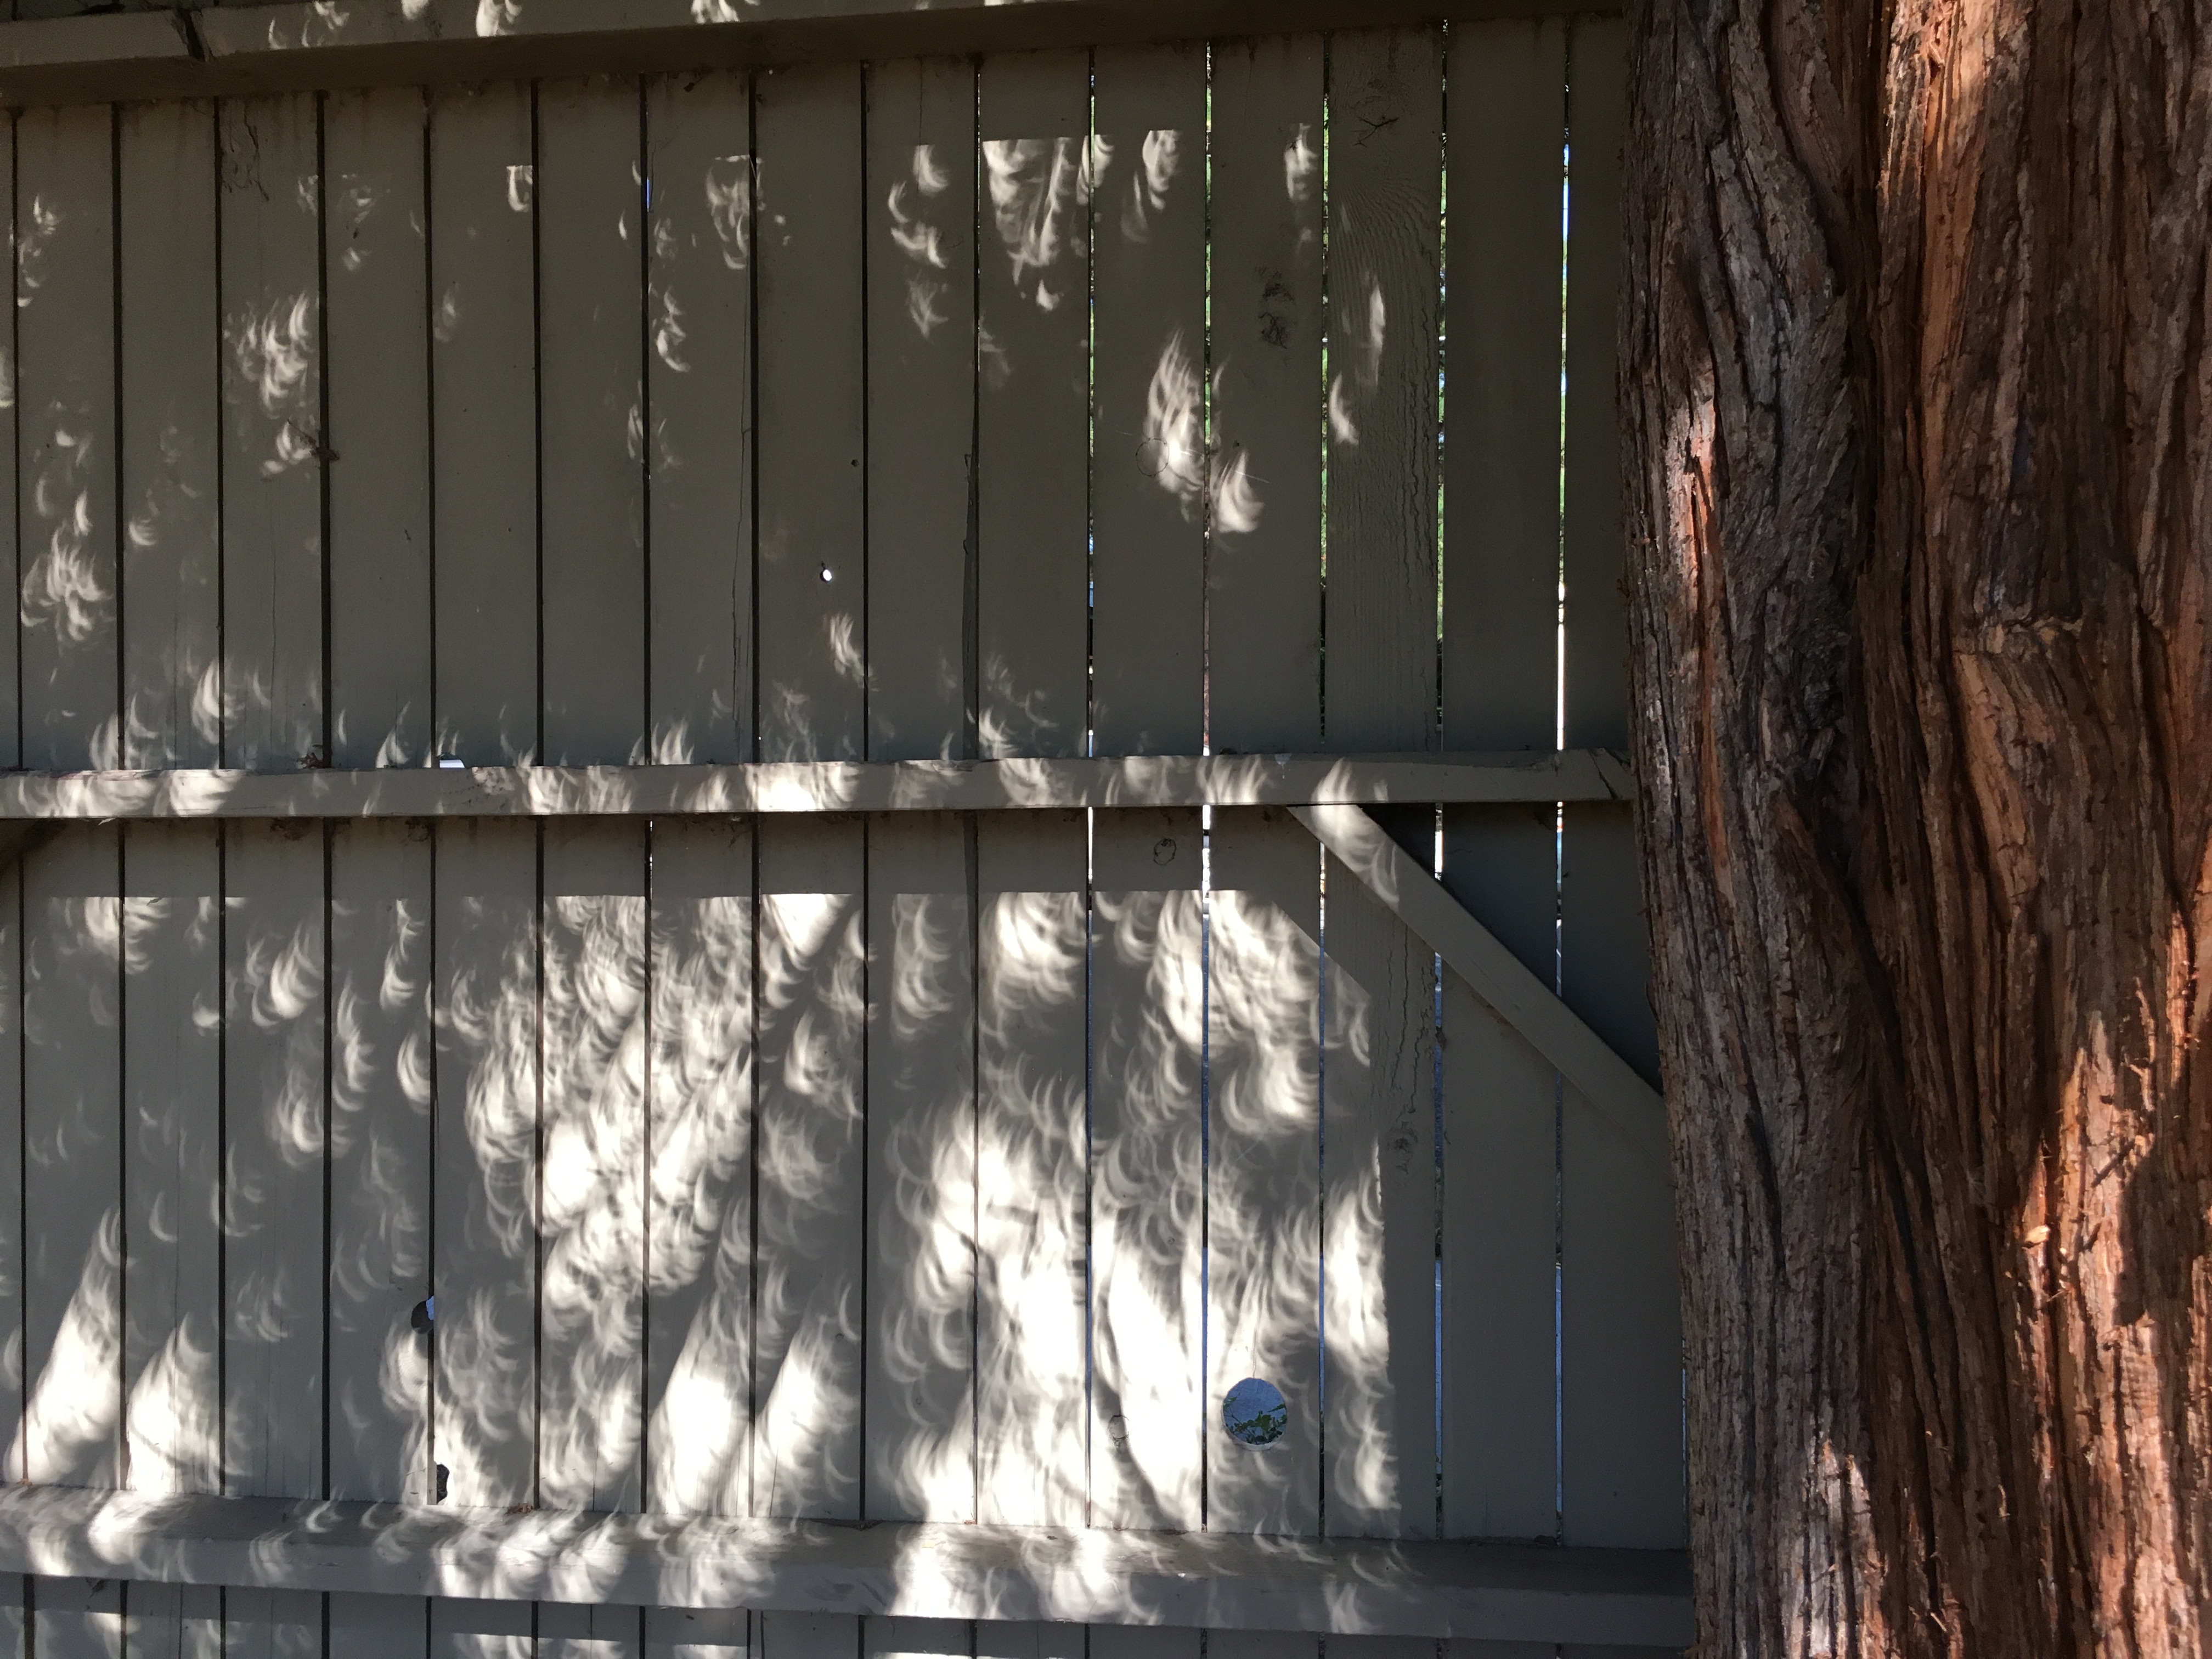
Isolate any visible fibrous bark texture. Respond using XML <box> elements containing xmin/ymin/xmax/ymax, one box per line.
<box><xmin>1621</xmin><ymin>0</ymin><xmax>2212</xmax><ymax>1652</ymax></box>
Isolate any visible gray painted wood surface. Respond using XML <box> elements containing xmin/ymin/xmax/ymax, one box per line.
<box><xmin>0</xmin><ymin>21</ymin><xmax>1681</xmax><ymax>1641</ymax></box>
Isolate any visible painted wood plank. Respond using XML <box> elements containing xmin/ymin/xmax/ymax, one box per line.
<box><xmin>644</xmin><ymin>72</ymin><xmax>753</xmax><ymax>766</ymax></box>
<box><xmin>431</xmin><ymin>819</ymin><xmax>539</xmax><ymax>1509</ymax></box>
<box><xmin>0</xmin><ymin>1487</ymin><xmax>1699</xmax><ymax>1646</ymax></box>
<box><xmin>0</xmin><ymin>116</ymin><xmax>15</xmax><ymax>774</ymax></box>
<box><xmin>1559</xmin><ymin>804</ymin><xmax>1677</xmax><ymax>1551</ymax></box>
<box><xmin>219</xmin><ymin>95</ymin><xmax>326</xmax><ymax>771</ymax></box>
<box><xmin>865</xmin><ymin>1618</ymin><xmax>967</xmax><ymax>1659</ymax></box>
<box><xmin>1560</xmin><ymin>15</ymin><xmax>1629</xmax><ymax>755</ymax></box>
<box><xmin>752</xmin><ymin>814</ymin><xmax>866</xmax><ymax>1519</ymax></box>
<box><xmin>329</xmin><ymin>1590</ymin><xmax>427</xmax><ymax>1659</ymax></box>
<box><xmin>431</xmin><ymin>1597</ymin><xmax>532</xmax><ymax>1659</ymax></box>
<box><xmin>1205</xmin><ymin>806</ymin><xmax>1322</xmax><ymax>1537</ymax></box>
<box><xmin>757</xmin><ymin>1614</ymin><xmax>856</xmax><ymax>1659</ymax></box>
<box><xmin>973</xmin><ymin>810</ymin><xmax>1087</xmax><ymax>1527</ymax></box>
<box><xmin>1296</xmin><ymin>804</ymin><xmax>1658</xmax><ymax>1131</ymax></box>
<box><xmin>644</xmin><ymin>1606</ymin><xmax>749</xmax><ymax>1659</ymax></box>
<box><xmin>1319</xmin><ymin>838</ymin><xmax>1438</xmax><ymax>1539</ymax></box>
<box><xmin>121</xmin><ymin>822</ymin><xmax>223</xmax><ymax>1498</ymax></box>
<box><xmin>539</xmin><ymin>819</ymin><xmax>649</xmax><ymax>1512</ymax></box>
<box><xmin>123</xmin><ymin>1581</ymin><xmax>221</xmax><ymax>1659</ymax></box>
<box><xmin>865</xmin><ymin>55</ymin><xmax>976</xmax><ymax>765</ymax></box>
<box><xmin>324</xmin><ymin>86</ymin><xmax>432</xmax><ymax>771</ymax></box>
<box><xmin>1438</xmin><ymin>810</ymin><xmax>1559</xmax><ymax>1542</ymax></box>
<box><xmin>1322</xmin><ymin>27</ymin><xmax>1442</xmax><ymax>752</ymax></box>
<box><xmin>973</xmin><ymin>1625</ymin><xmax>1081</xmax><ymax>1659</ymax></box>
<box><xmin>0</xmin><ymin>861</ymin><xmax>20</xmax><ymax>1491</ymax></box>
<box><xmin>118</xmin><ymin>100</ymin><xmax>220</xmax><ymax>771</ymax></box>
<box><xmin>0</xmin><ymin>751</ymin><xmax>1634</xmax><ymax>821</ymax></box>
<box><xmin>1088</xmin><ymin>42</ymin><xmax>1204</xmax><ymax>758</ymax></box>
<box><xmin>221</xmin><ymin>821</ymin><xmax>326</xmax><ymax>1500</ymax></box>
<box><xmin>862</xmin><ymin>812</ymin><xmax>974</xmax><ymax>1522</ymax></box>
<box><xmin>429</xmin><ymin>83</ymin><xmax>537</xmax><ymax>766</ymax></box>
<box><xmin>642</xmin><ymin>817</ymin><xmax>754</xmax><ymax>1519</ymax></box>
<box><xmin>32</xmin><ymin>1577</ymin><xmax>122</xmax><ymax>1659</ymax></box>
<box><xmin>975</xmin><ymin>51</ymin><xmax>1090</xmax><ymax>760</ymax></box>
<box><xmin>16</xmin><ymin>105</ymin><xmax>116</xmax><ymax>772</ymax></box>
<box><xmin>1207</xmin><ymin>1634</ymin><xmax>1316</xmax><ymax>1659</ymax></box>
<box><xmin>1087</xmin><ymin>806</ymin><xmax>1203</xmax><ymax>1530</ymax></box>
<box><xmin>1435</xmin><ymin>14</ymin><xmax>1570</xmax><ymax>1548</ymax></box>
<box><xmin>1207</xmin><ymin>35</ymin><xmax>1325</xmax><ymax>757</ymax></box>
<box><xmin>1087</xmin><ymin>1631</ymin><xmax>1197</xmax><ymax>1659</ymax></box>
<box><xmin>540</xmin><ymin>76</ymin><xmax>647</xmax><ymax>767</ymax></box>
<box><xmin>326</xmin><ymin>819</ymin><xmax>434</xmax><ymax>1503</ymax></box>
<box><xmin>1441</xmin><ymin>18</ymin><xmax>1566</xmax><ymax>753</ymax></box>
<box><xmin>19</xmin><ymin>825</ymin><xmax>122</xmax><ymax>1486</ymax></box>
<box><xmin>219</xmin><ymin>1588</ymin><xmax>320</xmax><ymax>1659</ymax></box>
<box><xmin>753</xmin><ymin>63</ymin><xmax>865</xmax><ymax>764</ymax></box>
<box><xmin>543</xmin><ymin>1600</ymin><xmax>642</xmax><ymax>1659</ymax></box>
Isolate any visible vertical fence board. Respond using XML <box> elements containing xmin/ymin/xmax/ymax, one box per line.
<box><xmin>1322</xmin><ymin>848</ymin><xmax>1438</xmax><ymax>1540</ymax></box>
<box><xmin>1553</xmin><ymin>12</ymin><xmax>1682</xmax><ymax>1553</ymax></box>
<box><xmin>219</xmin><ymin>95</ymin><xmax>326</xmax><ymax>771</ymax></box>
<box><xmin>753</xmin><ymin>815</ymin><xmax>865</xmax><ymax>1519</ymax></box>
<box><xmin>865</xmin><ymin>55</ymin><xmax>976</xmax><ymax>765</ymax></box>
<box><xmin>330</xmin><ymin>1591</ymin><xmax>427</xmax><ymax>1659</ymax></box>
<box><xmin>539</xmin><ymin>78</ymin><xmax>646</xmax><ymax>768</ymax></box>
<box><xmin>1207</xmin><ymin>808</ymin><xmax>1322</xmax><ymax>1537</ymax></box>
<box><xmin>1207</xmin><ymin>36</ymin><xmax>1324</xmax><ymax>757</ymax></box>
<box><xmin>35</xmin><ymin>1578</ymin><xmax>122</xmax><ymax>1659</ymax></box>
<box><xmin>864</xmin><ymin>812</ymin><xmax>974</xmax><ymax>1522</ymax></box>
<box><xmin>974</xmin><ymin>811</ymin><xmax>1087</xmax><ymax>1527</ymax></box>
<box><xmin>20</xmin><ymin>826</ymin><xmax>121</xmax><ymax>1487</ymax></box>
<box><xmin>757</xmin><ymin>1615</ymin><xmax>856</xmax><ymax>1659</ymax></box>
<box><xmin>16</xmin><ymin>105</ymin><xmax>116</xmax><ymax>771</ymax></box>
<box><xmin>974</xmin><ymin>1626</ymin><xmax>1082</xmax><ymax>1659</ymax></box>
<box><xmin>125</xmin><ymin>1582</ymin><xmax>221</xmax><ymax>1659</ymax></box>
<box><xmin>430</xmin><ymin>83</ymin><xmax>537</xmax><ymax>766</ymax></box>
<box><xmin>432</xmin><ymin>819</ymin><xmax>539</xmax><ymax>1509</ymax></box>
<box><xmin>543</xmin><ymin>1601</ymin><xmax>642</xmax><ymax>1659</ymax></box>
<box><xmin>0</xmin><ymin>117</ymin><xmax>15</xmax><ymax>771</ymax></box>
<box><xmin>122</xmin><ymin>823</ymin><xmax>222</xmax><ymax>1497</ymax></box>
<box><xmin>1436</xmin><ymin>14</ymin><xmax>1570</xmax><ymax>1546</ymax></box>
<box><xmin>325</xmin><ymin>87</ymin><xmax>432</xmax><ymax>771</ymax></box>
<box><xmin>1089</xmin><ymin>43</ymin><xmax>1205</xmax><ymax>758</ymax></box>
<box><xmin>222</xmin><ymin>821</ymin><xmax>326</xmax><ymax>1500</ymax></box>
<box><xmin>1322</xmin><ymin>27</ymin><xmax>1442</xmax><ymax>753</ymax></box>
<box><xmin>975</xmin><ymin>53</ymin><xmax>1090</xmax><ymax>761</ymax></box>
<box><xmin>431</xmin><ymin>1598</ymin><xmax>531</xmax><ymax>1659</ymax></box>
<box><xmin>644</xmin><ymin>1606</ymin><xmax>749</xmax><ymax>1659</ymax></box>
<box><xmin>754</xmin><ymin>64</ymin><xmax>864</xmax><ymax>765</ymax></box>
<box><xmin>221</xmin><ymin>1588</ymin><xmax>320</xmax><ymax>1659</ymax></box>
<box><xmin>865</xmin><ymin>1618</ymin><xmax>967</xmax><ymax>1659</ymax></box>
<box><xmin>644</xmin><ymin>71</ymin><xmax>752</xmax><ymax>767</ymax></box>
<box><xmin>0</xmin><ymin>869</ymin><xmax>18</xmax><ymax>1488</ymax></box>
<box><xmin>328</xmin><ymin>819</ymin><xmax>433</xmax><ymax>1503</ymax></box>
<box><xmin>643</xmin><ymin>817</ymin><xmax>754</xmax><ymax>1517</ymax></box>
<box><xmin>119</xmin><ymin>101</ymin><xmax>219</xmax><ymax>771</ymax></box>
<box><xmin>1089</xmin><ymin>808</ymin><xmax>1204</xmax><ymax>1531</ymax></box>
<box><xmin>539</xmin><ymin>819</ymin><xmax>648</xmax><ymax>1512</ymax></box>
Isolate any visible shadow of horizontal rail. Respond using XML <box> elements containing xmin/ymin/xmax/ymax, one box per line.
<box><xmin>0</xmin><ymin>1486</ymin><xmax>1691</xmax><ymax>1647</ymax></box>
<box><xmin>0</xmin><ymin>752</ymin><xmax>1631</xmax><ymax>820</ymax></box>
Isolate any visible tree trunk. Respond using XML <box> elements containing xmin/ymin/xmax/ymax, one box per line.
<box><xmin>1620</xmin><ymin>0</ymin><xmax>2212</xmax><ymax>1652</ymax></box>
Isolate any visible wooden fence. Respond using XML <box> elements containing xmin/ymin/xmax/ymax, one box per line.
<box><xmin>0</xmin><ymin>2</ymin><xmax>1685</xmax><ymax>1654</ymax></box>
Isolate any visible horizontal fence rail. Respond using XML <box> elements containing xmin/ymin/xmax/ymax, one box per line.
<box><xmin>0</xmin><ymin>752</ymin><xmax>1630</xmax><ymax>819</ymax></box>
